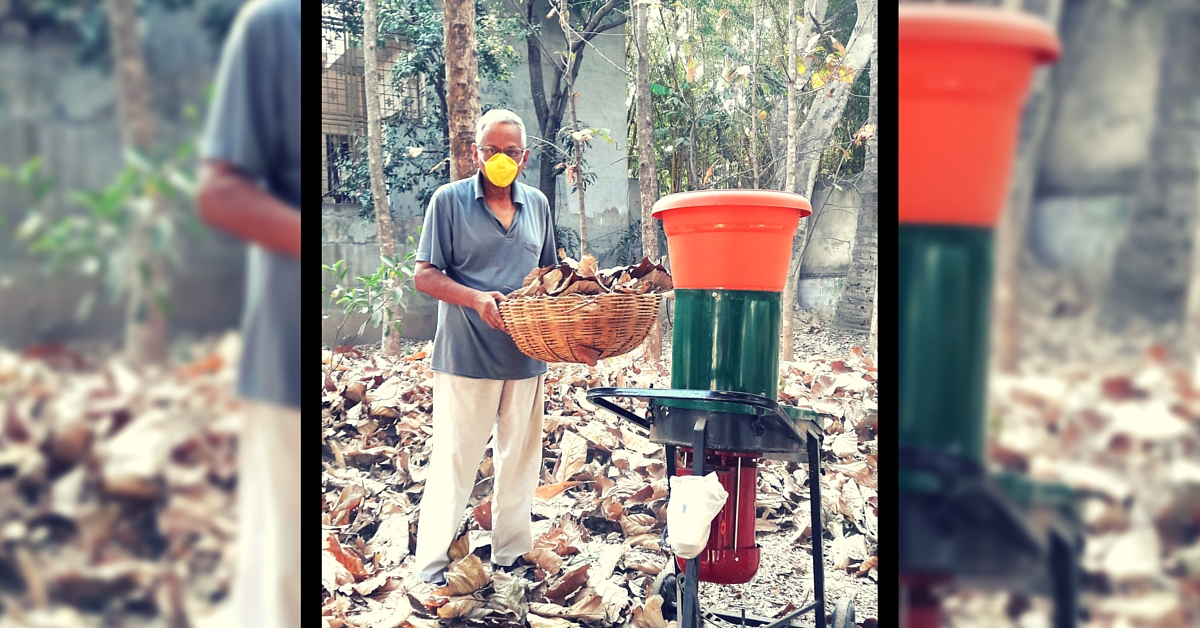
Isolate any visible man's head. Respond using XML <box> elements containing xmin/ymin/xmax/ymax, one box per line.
<box><xmin>473</xmin><ymin>109</ymin><xmax>529</xmax><ymax>189</ymax></box>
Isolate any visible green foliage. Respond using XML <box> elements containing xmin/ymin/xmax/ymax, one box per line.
<box><xmin>322</xmin><ymin>234</ymin><xmax>420</xmax><ymax>345</ymax></box>
<box><xmin>5</xmin><ymin>109</ymin><xmax>204</xmax><ymax>321</ymax></box>
<box><xmin>555</xmin><ymin>224</ymin><xmax>581</xmax><ymax>260</ymax></box>
<box><xmin>631</xmin><ymin>0</ymin><xmax>869</xmax><ymax>196</ymax></box>
<box><xmin>11</xmin><ymin>0</ymin><xmax>236</xmax><ymax>68</ymax></box>
<box><xmin>323</xmin><ymin>0</ymin><xmax>524</xmax><ymax>220</ymax></box>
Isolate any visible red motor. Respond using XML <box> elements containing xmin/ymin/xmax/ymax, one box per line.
<box><xmin>673</xmin><ymin>448</ymin><xmax>760</xmax><ymax>584</ymax></box>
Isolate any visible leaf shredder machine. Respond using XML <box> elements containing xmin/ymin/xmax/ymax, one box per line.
<box><xmin>899</xmin><ymin>6</ymin><xmax>1085</xmax><ymax>627</ymax></box>
<box><xmin>589</xmin><ymin>190</ymin><xmax>855</xmax><ymax>628</ymax></box>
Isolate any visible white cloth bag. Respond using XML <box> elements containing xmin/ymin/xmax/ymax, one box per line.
<box><xmin>666</xmin><ymin>472</ymin><xmax>729</xmax><ymax>559</ymax></box>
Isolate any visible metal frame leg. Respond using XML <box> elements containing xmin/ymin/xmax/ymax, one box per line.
<box><xmin>681</xmin><ymin>417</ymin><xmax>707</xmax><ymax>628</ymax></box>
<box><xmin>1050</xmin><ymin>531</ymin><xmax>1078</xmax><ymax>628</ymax></box>
<box><xmin>808</xmin><ymin>435</ymin><xmax>826</xmax><ymax>628</ymax></box>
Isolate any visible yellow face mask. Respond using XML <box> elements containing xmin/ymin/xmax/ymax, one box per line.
<box><xmin>483</xmin><ymin>152</ymin><xmax>520</xmax><ymax>188</ymax></box>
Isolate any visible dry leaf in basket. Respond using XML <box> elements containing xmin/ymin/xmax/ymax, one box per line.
<box><xmin>639</xmin><ymin>268</ymin><xmax>673</xmax><ymax>293</ymax></box>
<box><xmin>543</xmin><ymin>268</ymin><xmax>566</xmax><ymax>294</ymax></box>
<box><xmin>558</xmin><ymin>279</ymin><xmax>606</xmax><ymax>296</ymax></box>
<box><xmin>577</xmin><ymin>254</ymin><xmax>598</xmax><ymax>278</ymax></box>
<box><xmin>521</xmin><ymin>266</ymin><xmax>543</xmax><ymax>287</ymax></box>
<box><xmin>506</xmin><ymin>257</ymin><xmax>671</xmax><ymax>300</ymax></box>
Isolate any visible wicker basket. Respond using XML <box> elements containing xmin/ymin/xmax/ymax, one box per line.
<box><xmin>499</xmin><ymin>292</ymin><xmax>662</xmax><ymax>363</ymax></box>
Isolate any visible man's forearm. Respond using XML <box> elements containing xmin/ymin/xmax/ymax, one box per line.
<box><xmin>414</xmin><ymin>266</ymin><xmax>484</xmax><ymax>308</ymax></box>
<box><xmin>196</xmin><ymin>163</ymin><xmax>301</xmax><ymax>258</ymax></box>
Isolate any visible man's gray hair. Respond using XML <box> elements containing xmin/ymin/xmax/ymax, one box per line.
<box><xmin>475</xmin><ymin>108</ymin><xmax>527</xmax><ymax>148</ymax></box>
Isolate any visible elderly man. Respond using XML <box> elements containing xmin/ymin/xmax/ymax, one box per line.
<box><xmin>412</xmin><ymin>108</ymin><xmax>557</xmax><ymax>584</ymax></box>
<box><xmin>193</xmin><ymin>0</ymin><xmax>300</xmax><ymax>625</ymax></box>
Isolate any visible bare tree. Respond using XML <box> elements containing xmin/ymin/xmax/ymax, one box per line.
<box><xmin>364</xmin><ymin>0</ymin><xmax>401</xmax><ymax>357</ymax></box>
<box><xmin>749</xmin><ymin>0</ymin><xmax>762</xmax><ymax>189</ymax></box>
<box><xmin>445</xmin><ymin>0</ymin><xmax>482</xmax><ymax>180</ymax></box>
<box><xmin>833</xmin><ymin>42</ymin><xmax>878</xmax><ymax>332</ymax></box>
<box><xmin>634</xmin><ymin>0</ymin><xmax>661</xmax><ymax>365</ymax></box>
<box><xmin>104</xmin><ymin>0</ymin><xmax>168</xmax><ymax>365</ymax></box>
<box><xmin>991</xmin><ymin>0</ymin><xmax>1065</xmax><ymax>373</ymax></box>
<box><xmin>559</xmin><ymin>0</ymin><xmax>588</xmax><ymax>255</ymax></box>
<box><xmin>781</xmin><ymin>0</ymin><xmax>877</xmax><ymax>361</ymax></box>
<box><xmin>779</xmin><ymin>0</ymin><xmax>808</xmax><ymax>362</ymax></box>
<box><xmin>516</xmin><ymin>0</ymin><xmax>627</xmax><ymax>224</ymax></box>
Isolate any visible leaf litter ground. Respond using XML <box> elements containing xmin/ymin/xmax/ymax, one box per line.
<box><xmin>321</xmin><ymin>321</ymin><xmax>877</xmax><ymax>628</ymax></box>
<box><xmin>0</xmin><ymin>333</ymin><xmax>244</xmax><ymax>628</ymax></box>
<box><xmin>939</xmin><ymin>275</ymin><xmax>1200</xmax><ymax>627</ymax></box>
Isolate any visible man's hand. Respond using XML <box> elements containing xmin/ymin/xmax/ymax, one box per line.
<box><xmin>413</xmin><ymin>262</ymin><xmax>510</xmax><ymax>332</ymax></box>
<box><xmin>472</xmin><ymin>291</ymin><xmax>507</xmax><ymax>332</ymax></box>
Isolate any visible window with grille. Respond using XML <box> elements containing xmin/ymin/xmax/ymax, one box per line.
<box><xmin>324</xmin><ymin>133</ymin><xmax>353</xmax><ymax>202</ymax></box>
<box><xmin>322</xmin><ymin>19</ymin><xmax>424</xmax><ymax>205</ymax></box>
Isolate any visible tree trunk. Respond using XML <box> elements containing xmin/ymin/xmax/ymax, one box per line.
<box><xmin>635</xmin><ymin>0</ymin><xmax>661</xmax><ymax>366</ymax></box>
<box><xmin>780</xmin><ymin>0</ymin><xmax>803</xmax><ymax>362</ymax></box>
<box><xmin>991</xmin><ymin>0</ymin><xmax>1065</xmax><ymax>373</ymax></box>
<box><xmin>104</xmin><ymin>0</ymin><xmax>168</xmax><ymax>365</ymax></box>
<box><xmin>365</xmin><ymin>0</ymin><xmax>401</xmax><ymax>357</ymax></box>
<box><xmin>444</xmin><ymin>0</ymin><xmax>481</xmax><ymax>181</ymax></box>
<box><xmin>749</xmin><ymin>1</ymin><xmax>761</xmax><ymax>189</ymax></box>
<box><xmin>868</xmin><ymin>279</ymin><xmax>877</xmax><ymax>364</ymax></box>
<box><xmin>1108</xmin><ymin>0</ymin><xmax>1200</xmax><ymax>328</ymax></box>
<box><xmin>833</xmin><ymin>42</ymin><xmax>878</xmax><ymax>332</ymax></box>
<box><xmin>568</xmin><ymin>71</ymin><xmax>587</xmax><ymax>254</ymax></box>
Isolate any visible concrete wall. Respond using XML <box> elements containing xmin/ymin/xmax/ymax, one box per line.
<box><xmin>1026</xmin><ymin>0</ymin><xmax>1165</xmax><ymax>291</ymax></box>
<box><xmin>0</xmin><ymin>1</ymin><xmax>247</xmax><ymax>348</ymax></box>
<box><xmin>798</xmin><ymin>178</ymin><xmax>862</xmax><ymax>321</ymax></box>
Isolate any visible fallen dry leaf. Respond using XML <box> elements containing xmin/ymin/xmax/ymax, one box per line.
<box><xmin>544</xmin><ymin>563</ymin><xmax>591</xmax><ymax>605</ymax></box>
<box><xmin>432</xmin><ymin>554</ymin><xmax>489</xmax><ymax>597</ymax></box>
<box><xmin>528</xmin><ymin>614</ymin><xmax>580</xmax><ymax>628</ymax></box>
<box><xmin>326</xmin><ymin>533</ymin><xmax>369</xmax><ymax>581</ymax></box>
<box><xmin>535</xmin><ymin>481</ymin><xmax>581</xmax><ymax>502</ymax></box>
<box><xmin>436</xmin><ymin>596</ymin><xmax>484</xmax><ymax>619</ymax></box>
<box><xmin>523</xmin><ymin>548</ymin><xmax>564</xmax><ymax>575</ymax></box>
<box><xmin>631</xmin><ymin>594</ymin><xmax>668</xmax><ymax>628</ymax></box>
<box><xmin>555</xmin><ymin>430</ymin><xmax>589</xmax><ymax>483</ymax></box>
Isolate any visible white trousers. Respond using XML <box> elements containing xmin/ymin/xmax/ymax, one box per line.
<box><xmin>199</xmin><ymin>399</ymin><xmax>301</xmax><ymax>628</ymax></box>
<box><xmin>414</xmin><ymin>371</ymin><xmax>545</xmax><ymax>581</ymax></box>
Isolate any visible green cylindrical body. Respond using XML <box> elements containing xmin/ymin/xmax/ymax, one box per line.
<box><xmin>668</xmin><ymin>289</ymin><xmax>781</xmax><ymax>415</ymax></box>
<box><xmin>898</xmin><ymin>225</ymin><xmax>994</xmax><ymax>466</ymax></box>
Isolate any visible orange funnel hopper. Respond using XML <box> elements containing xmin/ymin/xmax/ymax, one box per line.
<box><xmin>900</xmin><ymin>5</ymin><xmax>1060</xmax><ymax>227</ymax></box>
<box><xmin>652</xmin><ymin>190</ymin><xmax>812</xmax><ymax>292</ymax></box>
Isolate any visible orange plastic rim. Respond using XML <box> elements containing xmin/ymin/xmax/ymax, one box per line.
<box><xmin>900</xmin><ymin>5</ymin><xmax>1060</xmax><ymax>227</ymax></box>
<box><xmin>652</xmin><ymin>190</ymin><xmax>812</xmax><ymax>292</ymax></box>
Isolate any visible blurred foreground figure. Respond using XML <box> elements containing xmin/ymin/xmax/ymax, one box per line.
<box><xmin>193</xmin><ymin>0</ymin><xmax>301</xmax><ymax>626</ymax></box>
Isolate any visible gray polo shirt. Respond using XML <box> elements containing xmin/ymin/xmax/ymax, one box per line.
<box><xmin>201</xmin><ymin>0</ymin><xmax>301</xmax><ymax>409</ymax></box>
<box><xmin>417</xmin><ymin>172</ymin><xmax>558</xmax><ymax>380</ymax></box>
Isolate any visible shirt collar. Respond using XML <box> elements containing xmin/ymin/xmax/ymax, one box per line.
<box><xmin>472</xmin><ymin>171</ymin><xmax>526</xmax><ymax>207</ymax></box>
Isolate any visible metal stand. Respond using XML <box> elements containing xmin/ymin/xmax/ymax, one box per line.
<box><xmin>680</xmin><ymin>417</ymin><xmax>707</xmax><ymax>628</ymax></box>
<box><xmin>898</xmin><ymin>445</ymin><xmax>1083</xmax><ymax>628</ymax></box>
<box><xmin>808</xmin><ymin>435</ymin><xmax>826</xmax><ymax>628</ymax></box>
<box><xmin>1050</xmin><ymin>531</ymin><xmax>1078</xmax><ymax>628</ymax></box>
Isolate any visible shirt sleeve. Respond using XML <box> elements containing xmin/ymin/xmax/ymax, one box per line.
<box><xmin>416</xmin><ymin>191</ymin><xmax>452</xmax><ymax>270</ymax></box>
<box><xmin>201</xmin><ymin>2</ymin><xmax>281</xmax><ymax>179</ymax></box>
<box><xmin>538</xmin><ymin>196</ymin><xmax>558</xmax><ymax>267</ymax></box>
